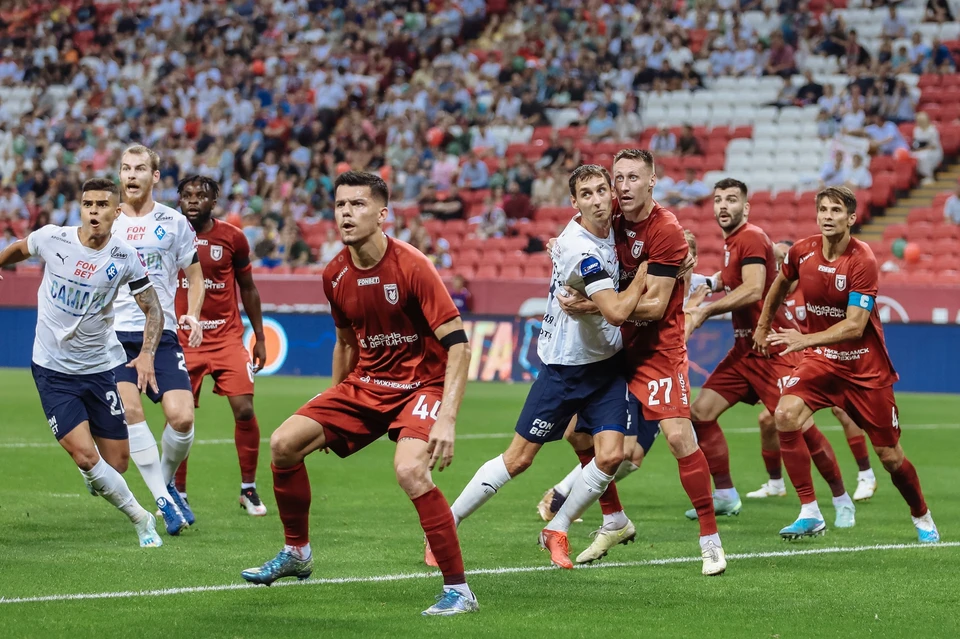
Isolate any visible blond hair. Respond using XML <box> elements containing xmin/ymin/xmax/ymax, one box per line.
<box><xmin>122</xmin><ymin>145</ymin><xmax>161</xmax><ymax>172</ymax></box>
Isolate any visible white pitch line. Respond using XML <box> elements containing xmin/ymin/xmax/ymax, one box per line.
<box><xmin>0</xmin><ymin>541</ymin><xmax>957</xmax><ymax>605</ymax></box>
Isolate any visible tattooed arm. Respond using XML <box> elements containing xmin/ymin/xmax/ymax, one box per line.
<box><xmin>126</xmin><ymin>284</ymin><xmax>164</xmax><ymax>394</ymax></box>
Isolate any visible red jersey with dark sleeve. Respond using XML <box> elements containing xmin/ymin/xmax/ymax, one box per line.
<box><xmin>176</xmin><ymin>219</ymin><xmax>251</xmax><ymax>352</ymax></box>
<box><xmin>781</xmin><ymin>235</ymin><xmax>897</xmax><ymax>387</ymax></box>
<box><xmin>322</xmin><ymin>237</ymin><xmax>461</xmax><ymax>392</ymax></box>
<box><xmin>614</xmin><ymin>202</ymin><xmax>688</xmax><ymax>354</ymax></box>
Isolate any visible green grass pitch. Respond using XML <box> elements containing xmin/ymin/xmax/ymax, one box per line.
<box><xmin>1</xmin><ymin>368</ymin><xmax>958</xmax><ymax>638</ymax></box>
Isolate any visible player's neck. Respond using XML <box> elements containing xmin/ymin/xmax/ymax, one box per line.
<box><xmin>820</xmin><ymin>232</ymin><xmax>851</xmax><ymax>261</ymax></box>
<box><xmin>121</xmin><ymin>195</ymin><xmax>155</xmax><ymax>217</ymax></box>
<box><xmin>720</xmin><ymin>219</ymin><xmax>746</xmax><ymax>240</ymax></box>
<box><xmin>78</xmin><ymin>226</ymin><xmax>110</xmax><ymax>251</ymax></box>
<box><xmin>622</xmin><ymin>198</ymin><xmax>655</xmax><ymax>223</ymax></box>
<box><xmin>348</xmin><ymin>232</ymin><xmax>388</xmax><ymax>270</ymax></box>
<box><xmin>193</xmin><ymin>217</ymin><xmax>215</xmax><ymax>235</ymax></box>
<box><xmin>579</xmin><ymin>215</ymin><xmax>610</xmax><ymax>239</ymax></box>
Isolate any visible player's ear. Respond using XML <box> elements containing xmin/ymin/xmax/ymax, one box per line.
<box><xmin>152</xmin><ymin>170</ymin><xmax>161</xmax><ymax>185</ymax></box>
<box><xmin>743</xmin><ymin>201</ymin><xmax>751</xmax><ymax>216</ymax></box>
<box><xmin>378</xmin><ymin>206</ymin><xmax>388</xmax><ymax>226</ymax></box>
<box><xmin>569</xmin><ymin>194</ymin><xmax>577</xmax><ymax>210</ymax></box>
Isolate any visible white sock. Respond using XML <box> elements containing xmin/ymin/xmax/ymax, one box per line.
<box><xmin>858</xmin><ymin>468</ymin><xmax>876</xmax><ymax>482</ymax></box>
<box><xmin>284</xmin><ymin>543</ymin><xmax>311</xmax><ymax>560</ymax></box>
<box><xmin>602</xmin><ymin>510</ymin><xmax>629</xmax><ymax>529</ymax></box>
<box><xmin>770</xmin><ymin>477</ymin><xmax>786</xmax><ymax>489</ymax></box>
<box><xmin>446</xmin><ymin>583</ymin><xmax>473</xmax><ymax>599</ymax></box>
<box><xmin>614</xmin><ymin>461</ymin><xmax>639</xmax><ymax>483</ymax></box>
<box><xmin>714</xmin><ymin>487</ymin><xmax>739</xmax><ymax>501</ymax></box>
<box><xmin>546</xmin><ymin>460</ymin><xmax>614</xmax><ymax>533</ymax></box>
<box><xmin>832</xmin><ymin>492</ymin><xmax>854</xmax><ymax>509</ymax></box>
<box><xmin>241</xmin><ymin>482</ymin><xmax>256</xmax><ymax>490</ymax></box>
<box><xmin>81</xmin><ymin>458</ymin><xmax>147</xmax><ymax>523</ymax></box>
<box><xmin>912</xmin><ymin>510</ymin><xmax>935</xmax><ymax>530</ymax></box>
<box><xmin>128</xmin><ymin>421</ymin><xmax>171</xmax><ymax>503</ymax></box>
<box><xmin>451</xmin><ymin>455</ymin><xmax>512</xmax><ymax>526</ymax></box>
<box><xmin>699</xmin><ymin>532</ymin><xmax>722</xmax><ymax>551</ymax></box>
<box><xmin>160</xmin><ymin>424</ymin><xmax>194</xmax><ymax>485</ymax></box>
<box><xmin>800</xmin><ymin>500</ymin><xmax>823</xmax><ymax>520</ymax></box>
<box><xmin>554</xmin><ymin>464</ymin><xmax>581</xmax><ymax>496</ymax></box>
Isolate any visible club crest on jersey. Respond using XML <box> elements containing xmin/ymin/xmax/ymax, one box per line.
<box><xmin>210</xmin><ymin>245</ymin><xmax>223</xmax><ymax>261</ymax></box>
<box><xmin>835</xmin><ymin>274</ymin><xmax>847</xmax><ymax>291</ymax></box>
<box><xmin>384</xmin><ymin>283</ymin><xmax>399</xmax><ymax>305</ymax></box>
<box><xmin>796</xmin><ymin>305</ymin><xmax>807</xmax><ymax>321</ymax></box>
<box><xmin>631</xmin><ymin>240</ymin><xmax>644</xmax><ymax>259</ymax></box>
<box><xmin>154</xmin><ymin>226</ymin><xmax>166</xmax><ymax>241</ymax></box>
<box><xmin>106</xmin><ymin>263</ymin><xmax>119</xmax><ymax>281</ymax></box>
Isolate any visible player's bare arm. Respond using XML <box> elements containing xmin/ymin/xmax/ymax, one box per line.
<box><xmin>179</xmin><ymin>259</ymin><xmax>205</xmax><ymax>348</ymax></box>
<box><xmin>754</xmin><ymin>272</ymin><xmax>793</xmax><ymax>355</ymax></box>
<box><xmin>688</xmin><ymin>263</ymin><xmax>766</xmax><ymax>335</ymax></box>
<box><xmin>557</xmin><ymin>261</ymin><xmax>648</xmax><ymax>316</ymax></box>
<box><xmin>429</xmin><ymin>317</ymin><xmax>471</xmax><ymax>472</ymax></box>
<box><xmin>768</xmin><ymin>303</ymin><xmax>871</xmax><ymax>355</ymax></box>
<box><xmin>237</xmin><ymin>268</ymin><xmax>267</xmax><ymax>371</ymax></box>
<box><xmin>331</xmin><ymin>325</ymin><xmax>359</xmax><ymax>386</ymax></box>
<box><xmin>0</xmin><ymin>239</ymin><xmax>30</xmax><ymax>276</ymax></box>
<box><xmin>587</xmin><ymin>264</ymin><xmax>648</xmax><ymax>326</ymax></box>
<box><xmin>628</xmin><ymin>270</ymin><xmax>676</xmax><ymax>321</ymax></box>
<box><xmin>128</xmin><ymin>284</ymin><xmax>163</xmax><ymax>394</ymax></box>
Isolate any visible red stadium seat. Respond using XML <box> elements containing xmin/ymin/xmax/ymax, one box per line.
<box><xmin>474</xmin><ymin>264</ymin><xmax>500</xmax><ymax>278</ymax></box>
<box><xmin>522</xmin><ymin>262</ymin><xmax>551</xmax><ymax>279</ymax></box>
<box><xmin>871</xmin><ymin>174</ymin><xmax>896</xmax><ymax>207</ymax></box>
<box><xmin>499</xmin><ymin>265</ymin><xmax>524</xmax><ymax>279</ymax></box>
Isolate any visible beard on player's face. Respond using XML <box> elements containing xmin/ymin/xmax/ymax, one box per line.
<box><xmin>715</xmin><ymin>205</ymin><xmax>744</xmax><ymax>231</ymax></box>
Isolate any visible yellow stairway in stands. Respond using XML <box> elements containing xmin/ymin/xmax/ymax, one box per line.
<box><xmin>859</xmin><ymin>162</ymin><xmax>960</xmax><ymax>242</ymax></box>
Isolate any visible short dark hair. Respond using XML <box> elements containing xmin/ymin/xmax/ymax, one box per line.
<box><xmin>568</xmin><ymin>164</ymin><xmax>612</xmax><ymax>196</ymax></box>
<box><xmin>334</xmin><ymin>171</ymin><xmax>389</xmax><ymax>205</ymax></box>
<box><xmin>81</xmin><ymin>178</ymin><xmax>120</xmax><ymax>198</ymax></box>
<box><xmin>816</xmin><ymin>186</ymin><xmax>857</xmax><ymax>215</ymax></box>
<box><xmin>177</xmin><ymin>175</ymin><xmax>221</xmax><ymax>200</ymax></box>
<box><xmin>613</xmin><ymin>148</ymin><xmax>655</xmax><ymax>170</ymax></box>
<box><xmin>713</xmin><ymin>178</ymin><xmax>748</xmax><ymax>198</ymax></box>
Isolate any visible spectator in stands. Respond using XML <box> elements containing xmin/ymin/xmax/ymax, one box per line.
<box><xmin>615</xmin><ymin>93</ymin><xmax>643</xmax><ymax>139</ymax></box>
<box><xmin>531</xmin><ymin>169</ymin><xmax>558</xmax><ymax>209</ymax></box>
<box><xmin>882</xmin><ymin>5</ymin><xmax>909</xmax><ymax>39</ymax></box>
<box><xmin>669</xmin><ymin>168</ymin><xmax>711</xmax><ymax>207</ymax></box>
<box><xmin>891</xmin><ymin>44</ymin><xmax>912</xmax><ymax>74</ymax></box>
<box><xmin>731</xmin><ymin>38</ymin><xmax>759</xmax><ymax>77</ymax></box>
<box><xmin>817</xmin><ymin>108</ymin><xmax>839</xmax><ymax>139</ymax></box>
<box><xmin>929</xmin><ymin>38</ymin><xmax>957</xmax><ymax>74</ymax></box>
<box><xmin>908</xmin><ymin>32</ymin><xmax>932</xmax><ymax>74</ymax></box>
<box><xmin>844</xmin><ymin>154</ymin><xmax>874</xmax><ymax>190</ymax></box>
<box><xmin>318</xmin><ymin>228</ymin><xmax>344</xmax><ymax>267</ymax></box>
<box><xmin>430</xmin><ymin>153</ymin><xmax>460</xmax><ymax>190</ymax></box>
<box><xmin>470</xmin><ymin>193</ymin><xmax>507</xmax><ymax>239</ymax></box>
<box><xmin>818</xmin><ymin>84</ymin><xmax>841</xmax><ymax>117</ymax></box>
<box><xmin>537</xmin><ymin>132</ymin><xmax>565</xmax><ymax>170</ymax></box>
<box><xmin>457</xmin><ymin>151</ymin><xmax>490</xmax><ymax>190</ymax></box>
<box><xmin>449</xmin><ymin>274</ymin><xmax>472</xmax><ymax>313</ymax></box>
<box><xmin>944</xmin><ymin>181</ymin><xmax>960</xmax><ymax>224</ymax></box>
<box><xmin>0</xmin><ymin>227</ymin><xmax>15</xmax><ymax>256</ymax></box>
<box><xmin>587</xmin><ymin>108</ymin><xmax>617</xmax><ymax>142</ymax></box>
<box><xmin>797</xmin><ymin>71</ymin><xmax>824</xmax><ymax>105</ymax></box>
<box><xmin>0</xmin><ymin>185</ymin><xmax>28</xmax><ymax>220</ymax></box>
<box><xmin>864</xmin><ymin>111</ymin><xmax>910</xmax><ymax>156</ymax></box>
<box><xmin>926</xmin><ymin>0</ymin><xmax>954</xmax><ymax>21</ymax></box>
<box><xmin>844</xmin><ymin>29</ymin><xmax>872</xmax><ymax>74</ymax></box>
<box><xmin>677</xmin><ymin>125</ymin><xmax>703</xmax><ymax>157</ymax></box>
<box><xmin>429</xmin><ymin>237</ymin><xmax>453</xmax><ymax>270</ymax></box>
<box><xmin>820</xmin><ymin>151</ymin><xmax>848</xmax><ymax>188</ymax></box>
<box><xmin>650</xmin><ymin>125</ymin><xmax>678</xmax><ymax>156</ymax></box>
<box><xmin>420</xmin><ymin>183</ymin><xmax>466</xmax><ymax>221</ymax></box>
<box><xmin>653</xmin><ymin>165</ymin><xmax>676</xmax><ymax>203</ymax></box>
<box><xmin>708</xmin><ymin>39</ymin><xmax>734</xmax><ymax>77</ymax></box>
<box><xmin>765</xmin><ymin>32</ymin><xmax>798</xmax><ymax>79</ymax></box>
<box><xmin>283</xmin><ymin>224</ymin><xmax>313</xmax><ymax>269</ymax></box>
<box><xmin>390</xmin><ymin>215</ymin><xmax>411</xmax><ymax>243</ymax></box>
<box><xmin>519</xmin><ymin>91</ymin><xmax>549</xmax><ymax>128</ymax></box>
<box><xmin>502</xmin><ymin>181</ymin><xmax>533</xmax><ymax>221</ymax></box>
<box><xmin>911</xmin><ymin>112</ymin><xmax>943</xmax><ymax>185</ymax></box>
<box><xmin>883</xmin><ymin>81</ymin><xmax>916</xmax><ymax>123</ymax></box>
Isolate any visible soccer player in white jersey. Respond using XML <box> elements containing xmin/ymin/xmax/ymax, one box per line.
<box><xmin>110</xmin><ymin>145</ymin><xmax>205</xmax><ymax>535</ymax></box>
<box><xmin>449</xmin><ymin>165</ymin><xmax>647</xmax><ymax>569</ymax></box>
<box><xmin>0</xmin><ymin>179</ymin><xmax>164</xmax><ymax>547</ymax></box>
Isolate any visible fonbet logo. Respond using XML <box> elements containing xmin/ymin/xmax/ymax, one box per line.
<box><xmin>242</xmin><ymin>317</ymin><xmax>288</xmax><ymax>376</ymax></box>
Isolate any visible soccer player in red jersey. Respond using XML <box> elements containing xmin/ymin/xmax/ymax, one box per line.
<box><xmin>173</xmin><ymin>176</ymin><xmax>268</xmax><ymax>516</ymax></box>
<box><xmin>241</xmin><ymin>172</ymin><xmax>478</xmax><ymax>616</ymax></box>
<box><xmin>685</xmin><ymin>179</ymin><xmax>854</xmax><ymax>527</ymax></box>
<box><xmin>755</xmin><ymin>187</ymin><xmax>939</xmax><ymax>542</ymax></box>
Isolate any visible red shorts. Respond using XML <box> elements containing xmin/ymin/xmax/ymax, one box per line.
<box><xmin>782</xmin><ymin>357</ymin><xmax>901</xmax><ymax>447</ymax></box>
<box><xmin>185</xmin><ymin>343</ymin><xmax>254</xmax><ymax>407</ymax></box>
<box><xmin>627</xmin><ymin>348</ymin><xmax>691</xmax><ymax>421</ymax></box>
<box><xmin>702</xmin><ymin>349</ymin><xmax>802</xmax><ymax>413</ymax></box>
<box><xmin>295</xmin><ymin>381</ymin><xmax>444</xmax><ymax>458</ymax></box>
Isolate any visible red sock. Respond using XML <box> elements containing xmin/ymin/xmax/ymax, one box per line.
<box><xmin>412</xmin><ymin>486</ymin><xmax>466</xmax><ymax>586</ymax></box>
<box><xmin>779</xmin><ymin>430</ymin><xmax>816</xmax><ymax>504</ymax></box>
<box><xmin>235</xmin><ymin>417</ymin><xmax>261</xmax><ymax>484</ymax></box>
<box><xmin>803</xmin><ymin>425</ymin><xmax>846</xmax><ymax>498</ymax></box>
<box><xmin>575</xmin><ymin>447</ymin><xmax>622</xmax><ymax>513</ymax></box>
<box><xmin>678</xmin><ymin>449</ymin><xmax>717</xmax><ymax>536</ymax></box>
<box><xmin>762</xmin><ymin>449</ymin><xmax>782</xmax><ymax>480</ymax></box>
<box><xmin>272</xmin><ymin>462</ymin><xmax>311</xmax><ymax>547</ymax></box>
<box><xmin>174</xmin><ymin>458</ymin><xmax>188</xmax><ymax>494</ymax></box>
<box><xmin>694</xmin><ymin>420</ymin><xmax>733</xmax><ymax>489</ymax></box>
<box><xmin>890</xmin><ymin>458</ymin><xmax>928</xmax><ymax>518</ymax></box>
<box><xmin>575</xmin><ymin>447</ymin><xmax>595</xmax><ymax>467</ymax></box>
<box><xmin>847</xmin><ymin>435</ymin><xmax>871</xmax><ymax>472</ymax></box>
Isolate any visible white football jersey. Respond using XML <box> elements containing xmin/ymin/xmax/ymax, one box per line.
<box><xmin>538</xmin><ymin>216</ymin><xmax>623</xmax><ymax>366</ymax></box>
<box><xmin>28</xmin><ymin>225</ymin><xmax>152</xmax><ymax>374</ymax></box>
<box><xmin>111</xmin><ymin>202</ymin><xmax>197</xmax><ymax>333</ymax></box>
<box><xmin>686</xmin><ymin>272</ymin><xmax>716</xmax><ymax>304</ymax></box>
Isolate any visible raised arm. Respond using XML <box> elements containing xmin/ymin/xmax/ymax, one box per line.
<box><xmin>237</xmin><ymin>268</ymin><xmax>266</xmax><ymax>371</ymax></box>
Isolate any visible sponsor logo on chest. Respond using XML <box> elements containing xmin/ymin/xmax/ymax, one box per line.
<box><xmin>126</xmin><ymin>225</ymin><xmax>148</xmax><ymax>241</ymax></box>
<box><xmin>818</xmin><ymin>264</ymin><xmax>836</xmax><ymax>274</ymax></box>
<box><xmin>154</xmin><ymin>226</ymin><xmax>166</xmax><ymax>241</ymax></box>
<box><xmin>110</xmin><ymin>246</ymin><xmax>128</xmax><ymax>259</ymax></box>
<box><xmin>357</xmin><ymin>276</ymin><xmax>380</xmax><ymax>286</ymax></box>
<box><xmin>73</xmin><ymin>259</ymin><xmax>100</xmax><ymax>280</ymax></box>
<box><xmin>331</xmin><ymin>266</ymin><xmax>349</xmax><ymax>288</ymax></box>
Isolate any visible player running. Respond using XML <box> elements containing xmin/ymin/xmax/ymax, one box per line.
<box><xmin>755</xmin><ymin>186</ymin><xmax>939</xmax><ymax>542</ymax></box>
<box><xmin>450</xmin><ymin>165</ymin><xmax>646</xmax><ymax>570</ymax></box>
<box><xmin>240</xmin><ymin>172</ymin><xmax>478</xmax><ymax>616</ymax></box>
<box><xmin>111</xmin><ymin>145</ymin><xmax>204</xmax><ymax>535</ymax></box>
<box><xmin>557</xmin><ymin>150</ymin><xmax>725</xmax><ymax>575</ymax></box>
<box><xmin>750</xmin><ymin>240</ymin><xmax>878</xmax><ymax>501</ymax></box>
<box><xmin>173</xmin><ymin>176</ymin><xmax>268</xmax><ymax>516</ymax></box>
<box><xmin>684</xmin><ymin>179</ymin><xmax>855</xmax><ymax>528</ymax></box>
<box><xmin>0</xmin><ymin>179</ymin><xmax>163</xmax><ymax>547</ymax></box>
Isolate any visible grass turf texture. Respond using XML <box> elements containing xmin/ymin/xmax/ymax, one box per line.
<box><xmin>0</xmin><ymin>368</ymin><xmax>958</xmax><ymax>638</ymax></box>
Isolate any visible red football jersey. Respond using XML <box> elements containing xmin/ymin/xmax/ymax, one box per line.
<box><xmin>176</xmin><ymin>219</ymin><xmax>251</xmax><ymax>352</ymax></box>
<box><xmin>323</xmin><ymin>237</ymin><xmax>460</xmax><ymax>391</ymax></box>
<box><xmin>614</xmin><ymin>202</ymin><xmax>688</xmax><ymax>355</ymax></box>
<box><xmin>781</xmin><ymin>235</ymin><xmax>898</xmax><ymax>387</ymax></box>
<box><xmin>784</xmin><ymin>287</ymin><xmax>807</xmax><ymax>331</ymax></box>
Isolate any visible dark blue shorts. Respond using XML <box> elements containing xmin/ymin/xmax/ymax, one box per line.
<box><xmin>113</xmin><ymin>330</ymin><xmax>192</xmax><ymax>403</ymax></box>
<box><xmin>32</xmin><ymin>364</ymin><xmax>128</xmax><ymax>441</ymax></box>
<box><xmin>516</xmin><ymin>357</ymin><xmax>628</xmax><ymax>445</ymax></box>
<box><xmin>624</xmin><ymin>393</ymin><xmax>661</xmax><ymax>453</ymax></box>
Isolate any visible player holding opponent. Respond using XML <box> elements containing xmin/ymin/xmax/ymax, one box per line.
<box><xmin>450</xmin><ymin>164</ymin><xmax>646</xmax><ymax>570</ymax></box>
<box><xmin>557</xmin><ymin>150</ymin><xmax>725</xmax><ymax>575</ymax></box>
<box><xmin>755</xmin><ymin>187</ymin><xmax>939</xmax><ymax>542</ymax></box>
<box><xmin>684</xmin><ymin>179</ymin><xmax>855</xmax><ymax>528</ymax></box>
<box><xmin>172</xmin><ymin>176</ymin><xmax>268</xmax><ymax>516</ymax></box>
<box><xmin>0</xmin><ymin>179</ymin><xmax>163</xmax><ymax>547</ymax></box>
<box><xmin>112</xmin><ymin>145</ymin><xmax>204</xmax><ymax>535</ymax></box>
<box><xmin>750</xmin><ymin>240</ymin><xmax>878</xmax><ymax>501</ymax></box>
<box><xmin>241</xmin><ymin>172</ymin><xmax>477</xmax><ymax>616</ymax></box>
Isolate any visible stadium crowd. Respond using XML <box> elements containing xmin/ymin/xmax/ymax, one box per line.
<box><xmin>0</xmin><ymin>0</ymin><xmax>959</xmax><ymax>273</ymax></box>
